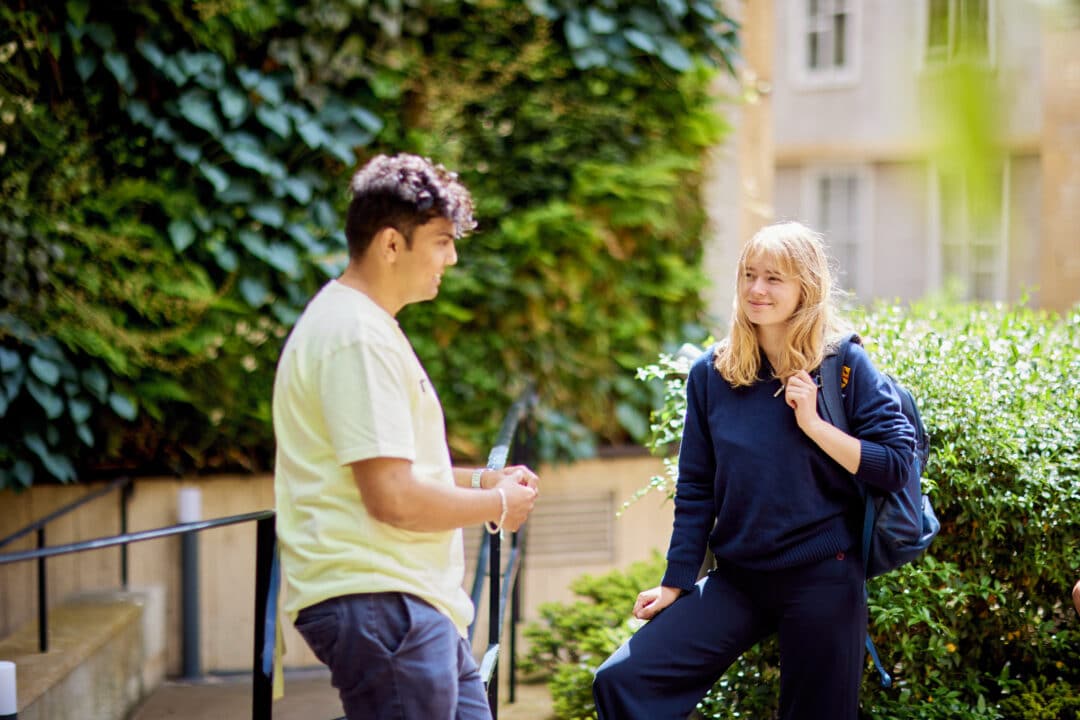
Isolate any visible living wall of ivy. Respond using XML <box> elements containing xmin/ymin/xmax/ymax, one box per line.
<box><xmin>0</xmin><ymin>0</ymin><xmax>738</xmax><ymax>487</ymax></box>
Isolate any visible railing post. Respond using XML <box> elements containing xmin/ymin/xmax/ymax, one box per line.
<box><xmin>120</xmin><ymin>479</ymin><xmax>132</xmax><ymax>588</ymax></box>
<box><xmin>179</xmin><ymin>488</ymin><xmax>202</xmax><ymax>679</ymax></box>
<box><xmin>37</xmin><ymin>527</ymin><xmax>47</xmax><ymax>653</ymax></box>
<box><xmin>487</xmin><ymin>528</ymin><xmax>501</xmax><ymax>716</ymax></box>
<box><xmin>252</xmin><ymin>514</ymin><xmax>276</xmax><ymax>720</ymax></box>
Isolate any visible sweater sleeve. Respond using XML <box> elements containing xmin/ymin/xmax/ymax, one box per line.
<box><xmin>845</xmin><ymin>344</ymin><xmax>917</xmax><ymax>494</ymax></box>
<box><xmin>660</xmin><ymin>350</ymin><xmax>718</xmax><ymax>591</ymax></box>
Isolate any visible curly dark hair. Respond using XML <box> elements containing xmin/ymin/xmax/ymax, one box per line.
<box><xmin>344</xmin><ymin>153</ymin><xmax>477</xmax><ymax>259</ymax></box>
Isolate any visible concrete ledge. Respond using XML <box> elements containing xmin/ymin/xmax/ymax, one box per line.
<box><xmin>0</xmin><ymin>590</ymin><xmax>159</xmax><ymax>720</ymax></box>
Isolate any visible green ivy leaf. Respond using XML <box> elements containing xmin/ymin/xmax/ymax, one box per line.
<box><xmin>209</xmin><ymin>242</ymin><xmax>238</xmax><ymax>272</ymax></box>
<box><xmin>587</xmin><ymin>8</ymin><xmax>617</xmax><ymax>34</ymax></box>
<box><xmin>126</xmin><ymin>100</ymin><xmax>154</xmax><ymax>127</ymax></box>
<box><xmin>572</xmin><ymin>47</ymin><xmax>608</xmax><ymax>69</ymax></box>
<box><xmin>27</xmin><ymin>377</ymin><xmax>64</xmax><ymax>419</ymax></box>
<box><xmin>78</xmin><ymin>367</ymin><xmax>107</xmax><ymax>401</ymax></box>
<box><xmin>218</xmin><ymin>86</ymin><xmax>249</xmax><ymax>125</ymax></box>
<box><xmin>168</xmin><ymin>219</ymin><xmax>197</xmax><ymax>252</ymax></box>
<box><xmin>75</xmin><ymin>54</ymin><xmax>97</xmax><ymax>81</ymax></box>
<box><xmin>239</xmin><ymin>276</ymin><xmax>270</xmax><ymax>307</ymax></box>
<box><xmin>173</xmin><ymin>142</ymin><xmax>201</xmax><ymax>165</ymax></box>
<box><xmin>103</xmin><ymin>51</ymin><xmax>136</xmax><ymax>94</ymax></box>
<box><xmin>266</xmin><ymin>242</ymin><xmax>301</xmax><ymax>278</ymax></box>
<box><xmin>24</xmin><ymin>434</ymin><xmax>76</xmax><ymax>483</ymax></box>
<box><xmin>249</xmin><ymin>202</ymin><xmax>285</xmax><ymax>228</ymax></box>
<box><xmin>218</xmin><ymin>181</ymin><xmax>255</xmax><ymax>204</ymax></box>
<box><xmin>84</xmin><ymin>22</ymin><xmax>116</xmax><ymax>50</ymax></box>
<box><xmin>108</xmin><ymin>392</ymin><xmax>138</xmax><ymax>420</ymax></box>
<box><xmin>0</xmin><ymin>347</ymin><xmax>19</xmax><ymax>372</ymax></box>
<box><xmin>279</xmin><ymin>177</ymin><xmax>313</xmax><ymax>204</ymax></box>
<box><xmin>69</xmin><ymin>397</ymin><xmax>93</xmax><ymax>424</ymax></box>
<box><xmin>255</xmin><ymin>105</ymin><xmax>292</xmax><ymax>138</ymax></box>
<box><xmin>565</xmin><ymin>17</ymin><xmax>591</xmax><ymax>49</ymax></box>
<box><xmin>179</xmin><ymin>90</ymin><xmax>223</xmax><ymax>135</ymax></box>
<box><xmin>657</xmin><ymin>37</ymin><xmax>693</xmax><ymax>71</ymax></box>
<box><xmin>28</xmin><ymin>355</ymin><xmax>61</xmax><ymax>385</ymax></box>
<box><xmin>296</xmin><ymin>120</ymin><xmax>333</xmax><ymax>151</ymax></box>
<box><xmin>136</xmin><ymin>39</ymin><xmax>166</xmax><ymax>69</ymax></box>
<box><xmin>76</xmin><ymin>423</ymin><xmax>95</xmax><ymax>447</ymax></box>
<box><xmin>152</xmin><ymin>119</ymin><xmax>178</xmax><ymax>143</ymax></box>
<box><xmin>349</xmin><ymin>107</ymin><xmax>384</xmax><ymax>134</ymax></box>
<box><xmin>66</xmin><ymin>0</ymin><xmax>90</xmax><ymax>26</ymax></box>
<box><xmin>199</xmin><ymin>163</ymin><xmax>230</xmax><ymax>193</ymax></box>
<box><xmin>624</xmin><ymin>29</ymin><xmax>656</xmax><ymax>53</ymax></box>
<box><xmin>13</xmin><ymin>460</ymin><xmax>33</xmax><ymax>488</ymax></box>
<box><xmin>658</xmin><ymin>0</ymin><xmax>689</xmax><ymax>20</ymax></box>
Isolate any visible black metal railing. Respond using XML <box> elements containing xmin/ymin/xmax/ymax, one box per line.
<box><xmin>0</xmin><ymin>474</ymin><xmax>134</xmax><ymax>652</ymax></box>
<box><xmin>0</xmin><ymin>508</ymin><xmax>275</xmax><ymax>718</ymax></box>
<box><xmin>466</xmin><ymin>390</ymin><xmax>538</xmax><ymax>716</ymax></box>
<box><xmin>0</xmin><ymin>390</ymin><xmax>538</xmax><ymax>720</ymax></box>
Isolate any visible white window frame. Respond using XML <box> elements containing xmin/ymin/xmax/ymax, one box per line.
<box><xmin>925</xmin><ymin>158</ymin><xmax>1011</xmax><ymax>301</ymax></box>
<box><xmin>802</xmin><ymin>164</ymin><xmax>875</xmax><ymax>299</ymax></box>
<box><xmin>790</xmin><ymin>0</ymin><xmax>862</xmax><ymax>89</ymax></box>
<box><xmin>916</xmin><ymin>0</ymin><xmax>997</xmax><ymax>70</ymax></box>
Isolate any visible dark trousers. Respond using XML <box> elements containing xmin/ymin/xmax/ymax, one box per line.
<box><xmin>295</xmin><ymin>592</ymin><xmax>491</xmax><ymax>720</ymax></box>
<box><xmin>593</xmin><ymin>551</ymin><xmax>866</xmax><ymax>720</ymax></box>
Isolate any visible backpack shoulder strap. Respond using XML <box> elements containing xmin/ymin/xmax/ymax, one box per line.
<box><xmin>817</xmin><ymin>332</ymin><xmax>861</xmax><ymax>433</ymax></box>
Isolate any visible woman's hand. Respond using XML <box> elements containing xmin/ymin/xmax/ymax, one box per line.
<box><xmin>633</xmin><ymin>585</ymin><xmax>682</xmax><ymax>620</ymax></box>
<box><xmin>784</xmin><ymin>370</ymin><xmax>823</xmax><ymax>434</ymax></box>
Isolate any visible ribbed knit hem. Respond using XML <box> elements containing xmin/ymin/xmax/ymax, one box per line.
<box><xmin>661</xmin><ymin>563</ymin><xmax>702</xmax><ymax>591</ymax></box>
<box><xmin>716</xmin><ymin>521</ymin><xmax>856</xmax><ymax>572</ymax></box>
<box><xmin>856</xmin><ymin>441</ymin><xmax>890</xmax><ymax>483</ymax></box>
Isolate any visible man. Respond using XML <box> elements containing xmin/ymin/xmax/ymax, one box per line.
<box><xmin>272</xmin><ymin>153</ymin><xmax>539</xmax><ymax>720</ymax></box>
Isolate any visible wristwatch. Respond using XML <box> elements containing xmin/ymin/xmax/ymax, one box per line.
<box><xmin>471</xmin><ymin>468</ymin><xmax>485</xmax><ymax>489</ymax></box>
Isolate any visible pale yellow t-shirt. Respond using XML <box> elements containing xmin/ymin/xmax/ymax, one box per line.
<box><xmin>272</xmin><ymin>280</ymin><xmax>473</xmax><ymax>636</ymax></box>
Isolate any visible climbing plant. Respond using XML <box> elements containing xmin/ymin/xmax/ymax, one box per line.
<box><xmin>0</xmin><ymin>0</ymin><xmax>738</xmax><ymax>487</ymax></box>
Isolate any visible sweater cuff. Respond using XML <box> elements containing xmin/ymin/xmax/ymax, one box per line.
<box><xmin>661</xmin><ymin>563</ymin><xmax>700</xmax><ymax>592</ymax></box>
<box><xmin>857</xmin><ymin>440</ymin><xmax>889</xmax><ymax>481</ymax></box>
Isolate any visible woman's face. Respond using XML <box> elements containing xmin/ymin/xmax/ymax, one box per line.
<box><xmin>739</xmin><ymin>252</ymin><xmax>801</xmax><ymax>328</ymax></box>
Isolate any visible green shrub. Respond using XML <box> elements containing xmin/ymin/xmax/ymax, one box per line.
<box><xmin>533</xmin><ymin>300</ymin><xmax>1080</xmax><ymax>719</ymax></box>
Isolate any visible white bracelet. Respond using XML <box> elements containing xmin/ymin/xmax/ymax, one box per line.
<box><xmin>485</xmin><ymin>487</ymin><xmax>507</xmax><ymax>535</ymax></box>
<box><xmin>470</xmin><ymin>467</ymin><xmax>484</xmax><ymax>489</ymax></box>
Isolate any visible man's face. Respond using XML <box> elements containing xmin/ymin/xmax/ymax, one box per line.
<box><xmin>397</xmin><ymin>217</ymin><xmax>458</xmax><ymax>304</ymax></box>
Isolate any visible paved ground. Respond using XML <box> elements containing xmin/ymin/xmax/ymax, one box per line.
<box><xmin>130</xmin><ymin>668</ymin><xmax>556</xmax><ymax>720</ymax></box>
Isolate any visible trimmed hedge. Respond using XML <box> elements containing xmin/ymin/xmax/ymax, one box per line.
<box><xmin>0</xmin><ymin>1</ymin><xmax>737</xmax><ymax>487</ymax></box>
<box><xmin>524</xmin><ymin>299</ymin><xmax>1080</xmax><ymax>719</ymax></box>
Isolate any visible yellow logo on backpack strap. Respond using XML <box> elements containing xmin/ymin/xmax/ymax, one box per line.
<box><xmin>841</xmin><ymin>365</ymin><xmax>850</xmax><ymax>389</ymax></box>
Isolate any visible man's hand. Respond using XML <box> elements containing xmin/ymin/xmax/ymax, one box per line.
<box><xmin>632</xmin><ymin>585</ymin><xmax>682</xmax><ymax>620</ymax></box>
<box><xmin>484</xmin><ymin>464</ymin><xmax>539</xmax><ymax>492</ymax></box>
<box><xmin>494</xmin><ymin>473</ymin><xmax>537</xmax><ymax>532</ymax></box>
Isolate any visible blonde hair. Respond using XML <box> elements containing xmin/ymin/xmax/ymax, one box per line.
<box><xmin>714</xmin><ymin>221</ymin><xmax>847</xmax><ymax>387</ymax></box>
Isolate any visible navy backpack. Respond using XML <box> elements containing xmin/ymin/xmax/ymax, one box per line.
<box><xmin>817</xmin><ymin>333</ymin><xmax>941</xmax><ymax>686</ymax></box>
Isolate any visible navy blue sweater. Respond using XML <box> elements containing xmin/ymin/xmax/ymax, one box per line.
<box><xmin>661</xmin><ymin>342</ymin><xmax>916</xmax><ymax>591</ymax></box>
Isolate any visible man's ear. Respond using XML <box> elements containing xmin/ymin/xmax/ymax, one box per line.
<box><xmin>372</xmin><ymin>227</ymin><xmax>404</xmax><ymax>262</ymax></box>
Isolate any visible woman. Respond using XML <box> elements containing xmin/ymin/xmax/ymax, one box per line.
<box><xmin>592</xmin><ymin>221</ymin><xmax>916</xmax><ymax>719</ymax></box>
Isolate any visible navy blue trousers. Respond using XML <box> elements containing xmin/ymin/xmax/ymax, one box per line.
<box><xmin>593</xmin><ymin>551</ymin><xmax>866</xmax><ymax>720</ymax></box>
<box><xmin>295</xmin><ymin>592</ymin><xmax>490</xmax><ymax>720</ymax></box>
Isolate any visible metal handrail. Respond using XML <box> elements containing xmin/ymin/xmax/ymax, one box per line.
<box><xmin>467</xmin><ymin>390</ymin><xmax>538</xmax><ymax>715</ymax></box>
<box><xmin>0</xmin><ymin>509</ymin><xmax>276</xmax><ymax>720</ymax></box>
<box><xmin>0</xmin><ymin>474</ymin><xmax>133</xmax><ymax>652</ymax></box>
<box><xmin>0</xmin><ymin>510</ymin><xmax>273</xmax><ymax>566</ymax></box>
<box><xmin>0</xmin><ymin>475</ymin><xmax>133</xmax><ymax>550</ymax></box>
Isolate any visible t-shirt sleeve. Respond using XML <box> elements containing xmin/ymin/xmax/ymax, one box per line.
<box><xmin>319</xmin><ymin>338</ymin><xmax>417</xmax><ymax>466</ymax></box>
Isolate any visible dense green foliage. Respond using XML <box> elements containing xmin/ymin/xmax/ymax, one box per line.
<box><xmin>524</xmin><ymin>300</ymin><xmax>1080</xmax><ymax>719</ymax></box>
<box><xmin>0</xmin><ymin>1</ymin><xmax>737</xmax><ymax>487</ymax></box>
